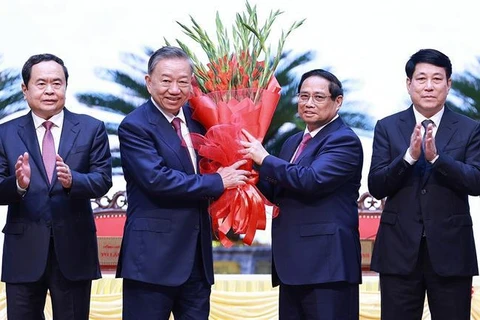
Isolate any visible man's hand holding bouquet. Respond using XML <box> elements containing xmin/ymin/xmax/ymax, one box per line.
<box><xmin>167</xmin><ymin>1</ymin><xmax>304</xmax><ymax>247</ymax></box>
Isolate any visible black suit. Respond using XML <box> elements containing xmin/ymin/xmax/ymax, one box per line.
<box><xmin>368</xmin><ymin>106</ymin><xmax>480</xmax><ymax>319</ymax></box>
<box><xmin>0</xmin><ymin>109</ymin><xmax>112</xmax><ymax>319</ymax></box>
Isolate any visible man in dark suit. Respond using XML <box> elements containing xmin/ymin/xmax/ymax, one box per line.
<box><xmin>241</xmin><ymin>69</ymin><xmax>363</xmax><ymax>320</ymax></box>
<box><xmin>116</xmin><ymin>46</ymin><xmax>249</xmax><ymax>320</ymax></box>
<box><xmin>368</xmin><ymin>48</ymin><xmax>480</xmax><ymax>319</ymax></box>
<box><xmin>0</xmin><ymin>53</ymin><xmax>112</xmax><ymax>319</ymax></box>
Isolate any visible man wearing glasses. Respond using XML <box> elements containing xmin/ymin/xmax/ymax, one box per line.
<box><xmin>241</xmin><ymin>69</ymin><xmax>363</xmax><ymax>319</ymax></box>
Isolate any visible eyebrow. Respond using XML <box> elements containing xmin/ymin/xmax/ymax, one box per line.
<box><xmin>299</xmin><ymin>91</ymin><xmax>327</xmax><ymax>95</ymax></box>
<box><xmin>415</xmin><ymin>72</ymin><xmax>444</xmax><ymax>77</ymax></box>
<box><xmin>36</xmin><ymin>77</ymin><xmax>64</xmax><ymax>82</ymax></box>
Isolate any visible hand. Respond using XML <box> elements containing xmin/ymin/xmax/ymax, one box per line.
<box><xmin>217</xmin><ymin>159</ymin><xmax>250</xmax><ymax>189</ymax></box>
<box><xmin>15</xmin><ymin>152</ymin><xmax>31</xmax><ymax>189</ymax></box>
<box><xmin>409</xmin><ymin>124</ymin><xmax>422</xmax><ymax>160</ymax></box>
<box><xmin>240</xmin><ymin>129</ymin><xmax>269</xmax><ymax>165</ymax></box>
<box><xmin>56</xmin><ymin>155</ymin><xmax>73</xmax><ymax>189</ymax></box>
<box><xmin>423</xmin><ymin>123</ymin><xmax>437</xmax><ymax>162</ymax></box>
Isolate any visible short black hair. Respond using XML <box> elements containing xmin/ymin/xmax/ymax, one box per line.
<box><xmin>21</xmin><ymin>53</ymin><xmax>69</xmax><ymax>88</ymax></box>
<box><xmin>405</xmin><ymin>49</ymin><xmax>452</xmax><ymax>79</ymax></box>
<box><xmin>297</xmin><ymin>69</ymin><xmax>343</xmax><ymax>100</ymax></box>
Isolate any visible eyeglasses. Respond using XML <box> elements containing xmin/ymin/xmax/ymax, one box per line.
<box><xmin>297</xmin><ymin>93</ymin><xmax>332</xmax><ymax>104</ymax></box>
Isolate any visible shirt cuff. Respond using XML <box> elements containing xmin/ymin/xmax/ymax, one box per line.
<box><xmin>404</xmin><ymin>148</ymin><xmax>417</xmax><ymax>165</ymax></box>
<box><xmin>16</xmin><ymin>180</ymin><xmax>27</xmax><ymax>196</ymax></box>
<box><xmin>429</xmin><ymin>154</ymin><xmax>439</xmax><ymax>164</ymax></box>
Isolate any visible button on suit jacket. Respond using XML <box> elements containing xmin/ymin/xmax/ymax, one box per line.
<box><xmin>116</xmin><ymin>100</ymin><xmax>225</xmax><ymax>286</ymax></box>
<box><xmin>258</xmin><ymin>117</ymin><xmax>363</xmax><ymax>286</ymax></box>
<box><xmin>0</xmin><ymin>108</ymin><xmax>112</xmax><ymax>283</ymax></box>
<box><xmin>368</xmin><ymin>106</ymin><xmax>480</xmax><ymax>276</ymax></box>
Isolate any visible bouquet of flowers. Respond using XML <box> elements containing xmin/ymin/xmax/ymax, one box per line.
<box><xmin>167</xmin><ymin>1</ymin><xmax>304</xmax><ymax>247</ymax></box>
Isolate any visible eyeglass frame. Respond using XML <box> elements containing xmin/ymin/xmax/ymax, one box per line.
<box><xmin>296</xmin><ymin>93</ymin><xmax>333</xmax><ymax>104</ymax></box>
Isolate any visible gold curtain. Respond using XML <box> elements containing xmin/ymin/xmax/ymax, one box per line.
<box><xmin>0</xmin><ymin>276</ymin><xmax>479</xmax><ymax>319</ymax></box>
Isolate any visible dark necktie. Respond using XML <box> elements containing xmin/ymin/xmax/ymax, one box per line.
<box><xmin>42</xmin><ymin>121</ymin><xmax>56</xmax><ymax>183</ymax></box>
<box><xmin>292</xmin><ymin>133</ymin><xmax>312</xmax><ymax>163</ymax></box>
<box><xmin>420</xmin><ymin>119</ymin><xmax>434</xmax><ymax>236</ymax></box>
<box><xmin>421</xmin><ymin>119</ymin><xmax>434</xmax><ymax>139</ymax></box>
<box><xmin>421</xmin><ymin>119</ymin><xmax>435</xmax><ymax>174</ymax></box>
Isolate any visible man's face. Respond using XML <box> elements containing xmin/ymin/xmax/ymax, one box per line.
<box><xmin>145</xmin><ymin>58</ymin><xmax>192</xmax><ymax>115</ymax></box>
<box><xmin>22</xmin><ymin>60</ymin><xmax>66</xmax><ymax>119</ymax></box>
<box><xmin>297</xmin><ymin>76</ymin><xmax>342</xmax><ymax>131</ymax></box>
<box><xmin>406</xmin><ymin>62</ymin><xmax>451</xmax><ymax>118</ymax></box>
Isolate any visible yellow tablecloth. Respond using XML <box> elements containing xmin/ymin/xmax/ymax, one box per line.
<box><xmin>0</xmin><ymin>275</ymin><xmax>479</xmax><ymax>319</ymax></box>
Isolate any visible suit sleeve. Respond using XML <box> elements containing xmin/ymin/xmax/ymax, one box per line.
<box><xmin>68</xmin><ymin>121</ymin><xmax>112</xmax><ymax>199</ymax></box>
<box><xmin>0</xmin><ymin>130</ymin><xmax>23</xmax><ymax>204</ymax></box>
<box><xmin>432</xmin><ymin>121</ymin><xmax>480</xmax><ymax>195</ymax></box>
<box><xmin>118</xmin><ymin>118</ymin><xmax>224</xmax><ymax>200</ymax></box>
<box><xmin>260</xmin><ymin>130</ymin><xmax>363</xmax><ymax>195</ymax></box>
<box><xmin>368</xmin><ymin>120</ymin><xmax>412</xmax><ymax>199</ymax></box>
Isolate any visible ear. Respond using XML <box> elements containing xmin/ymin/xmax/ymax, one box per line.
<box><xmin>21</xmin><ymin>83</ymin><xmax>28</xmax><ymax>99</ymax></box>
<box><xmin>145</xmin><ymin>74</ymin><xmax>152</xmax><ymax>93</ymax></box>
<box><xmin>335</xmin><ymin>95</ymin><xmax>343</xmax><ymax>111</ymax></box>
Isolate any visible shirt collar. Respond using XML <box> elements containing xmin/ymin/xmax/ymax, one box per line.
<box><xmin>151</xmin><ymin>98</ymin><xmax>187</xmax><ymax>124</ymax></box>
<box><xmin>413</xmin><ymin>106</ymin><xmax>444</xmax><ymax>127</ymax></box>
<box><xmin>32</xmin><ymin>110</ymin><xmax>64</xmax><ymax>130</ymax></box>
<box><xmin>304</xmin><ymin>114</ymin><xmax>339</xmax><ymax>138</ymax></box>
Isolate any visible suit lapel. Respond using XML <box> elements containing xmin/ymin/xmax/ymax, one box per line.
<box><xmin>58</xmin><ymin>108</ymin><xmax>80</xmax><ymax>162</ymax></box>
<box><xmin>434</xmin><ymin>107</ymin><xmax>456</xmax><ymax>152</ymax></box>
<box><xmin>282</xmin><ymin>132</ymin><xmax>303</xmax><ymax>162</ymax></box>
<box><xmin>294</xmin><ymin>117</ymin><xmax>344</xmax><ymax>163</ymax></box>
<box><xmin>17</xmin><ymin>113</ymin><xmax>49</xmax><ymax>184</ymax></box>
<box><xmin>184</xmin><ymin>105</ymin><xmax>205</xmax><ymax>136</ymax></box>
<box><xmin>421</xmin><ymin>107</ymin><xmax>457</xmax><ymax>185</ymax></box>
<box><xmin>315</xmin><ymin>117</ymin><xmax>343</xmax><ymax>139</ymax></box>
<box><xmin>398</xmin><ymin>106</ymin><xmax>416</xmax><ymax>148</ymax></box>
<box><xmin>146</xmin><ymin>101</ymin><xmax>195</xmax><ymax>173</ymax></box>
<box><xmin>183</xmin><ymin>105</ymin><xmax>204</xmax><ymax>171</ymax></box>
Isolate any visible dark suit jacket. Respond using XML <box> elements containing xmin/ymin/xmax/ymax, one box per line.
<box><xmin>368</xmin><ymin>106</ymin><xmax>480</xmax><ymax>276</ymax></box>
<box><xmin>0</xmin><ymin>108</ymin><xmax>112</xmax><ymax>283</ymax></box>
<box><xmin>116</xmin><ymin>100</ymin><xmax>225</xmax><ymax>286</ymax></box>
<box><xmin>258</xmin><ymin>117</ymin><xmax>363</xmax><ymax>286</ymax></box>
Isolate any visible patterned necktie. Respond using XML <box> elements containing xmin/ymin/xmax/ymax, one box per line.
<box><xmin>292</xmin><ymin>133</ymin><xmax>312</xmax><ymax>163</ymax></box>
<box><xmin>420</xmin><ymin>119</ymin><xmax>435</xmax><ymax>175</ymax></box>
<box><xmin>42</xmin><ymin>121</ymin><xmax>56</xmax><ymax>183</ymax></box>
<box><xmin>421</xmin><ymin>119</ymin><xmax>434</xmax><ymax>139</ymax></box>
<box><xmin>421</xmin><ymin>119</ymin><xmax>434</xmax><ymax>151</ymax></box>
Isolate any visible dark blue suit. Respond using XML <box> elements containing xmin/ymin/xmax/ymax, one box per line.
<box><xmin>258</xmin><ymin>117</ymin><xmax>363</xmax><ymax>319</ymax></box>
<box><xmin>0</xmin><ymin>108</ymin><xmax>112</xmax><ymax>318</ymax></box>
<box><xmin>116</xmin><ymin>100</ymin><xmax>225</xmax><ymax>319</ymax></box>
<box><xmin>368</xmin><ymin>106</ymin><xmax>480</xmax><ymax>319</ymax></box>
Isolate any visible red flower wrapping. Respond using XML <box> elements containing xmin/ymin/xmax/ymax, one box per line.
<box><xmin>189</xmin><ymin>77</ymin><xmax>281</xmax><ymax>247</ymax></box>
